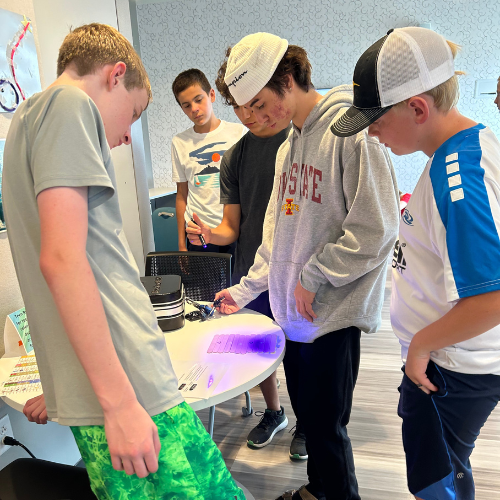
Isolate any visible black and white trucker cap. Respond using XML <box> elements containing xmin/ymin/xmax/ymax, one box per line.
<box><xmin>331</xmin><ymin>27</ymin><xmax>455</xmax><ymax>137</ymax></box>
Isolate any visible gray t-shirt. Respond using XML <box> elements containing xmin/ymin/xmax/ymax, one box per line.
<box><xmin>2</xmin><ymin>86</ymin><xmax>183</xmax><ymax>425</ymax></box>
<box><xmin>220</xmin><ymin>126</ymin><xmax>290</xmax><ymax>284</ymax></box>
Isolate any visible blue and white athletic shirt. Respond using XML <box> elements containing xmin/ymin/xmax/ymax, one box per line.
<box><xmin>391</xmin><ymin>124</ymin><xmax>500</xmax><ymax>375</ymax></box>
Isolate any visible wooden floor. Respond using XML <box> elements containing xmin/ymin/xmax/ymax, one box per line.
<box><xmin>196</xmin><ymin>270</ymin><xmax>500</xmax><ymax>499</ymax></box>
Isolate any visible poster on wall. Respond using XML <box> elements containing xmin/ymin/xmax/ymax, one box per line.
<box><xmin>0</xmin><ymin>7</ymin><xmax>42</xmax><ymax>114</ymax></box>
<box><xmin>0</xmin><ymin>139</ymin><xmax>5</xmax><ymax>232</ymax></box>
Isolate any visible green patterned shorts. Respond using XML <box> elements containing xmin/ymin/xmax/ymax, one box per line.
<box><xmin>71</xmin><ymin>402</ymin><xmax>245</xmax><ymax>500</ymax></box>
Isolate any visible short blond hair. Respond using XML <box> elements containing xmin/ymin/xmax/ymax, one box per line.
<box><xmin>57</xmin><ymin>23</ymin><xmax>152</xmax><ymax>102</ymax></box>
<box><xmin>396</xmin><ymin>40</ymin><xmax>463</xmax><ymax>112</ymax></box>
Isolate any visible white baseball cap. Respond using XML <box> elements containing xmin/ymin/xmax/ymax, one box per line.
<box><xmin>224</xmin><ymin>32</ymin><xmax>288</xmax><ymax>106</ymax></box>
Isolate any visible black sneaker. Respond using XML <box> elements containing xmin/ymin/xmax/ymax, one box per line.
<box><xmin>247</xmin><ymin>406</ymin><xmax>288</xmax><ymax>448</ymax></box>
<box><xmin>289</xmin><ymin>421</ymin><xmax>307</xmax><ymax>460</ymax></box>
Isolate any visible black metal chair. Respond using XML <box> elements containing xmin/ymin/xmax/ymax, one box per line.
<box><xmin>145</xmin><ymin>251</ymin><xmax>231</xmax><ymax>301</ymax></box>
<box><xmin>144</xmin><ymin>251</ymin><xmax>253</xmax><ymax>437</ymax></box>
<box><xmin>0</xmin><ymin>458</ymin><xmax>97</xmax><ymax>500</ymax></box>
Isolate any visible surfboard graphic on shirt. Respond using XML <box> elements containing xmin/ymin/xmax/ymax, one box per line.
<box><xmin>189</xmin><ymin>142</ymin><xmax>227</xmax><ymax>188</ymax></box>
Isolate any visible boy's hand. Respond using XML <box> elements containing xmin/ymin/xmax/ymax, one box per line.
<box><xmin>405</xmin><ymin>341</ymin><xmax>439</xmax><ymax>394</ymax></box>
<box><xmin>23</xmin><ymin>394</ymin><xmax>48</xmax><ymax>425</ymax></box>
<box><xmin>294</xmin><ymin>281</ymin><xmax>317</xmax><ymax>323</ymax></box>
<box><xmin>214</xmin><ymin>289</ymin><xmax>240</xmax><ymax>315</ymax></box>
<box><xmin>186</xmin><ymin>213</ymin><xmax>212</xmax><ymax>245</ymax></box>
<box><xmin>104</xmin><ymin>400</ymin><xmax>161</xmax><ymax>478</ymax></box>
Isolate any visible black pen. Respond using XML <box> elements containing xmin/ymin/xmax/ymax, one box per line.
<box><xmin>190</xmin><ymin>217</ymin><xmax>207</xmax><ymax>248</ymax></box>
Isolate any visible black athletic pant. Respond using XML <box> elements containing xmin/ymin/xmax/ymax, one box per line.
<box><xmin>283</xmin><ymin>326</ymin><xmax>362</xmax><ymax>500</ymax></box>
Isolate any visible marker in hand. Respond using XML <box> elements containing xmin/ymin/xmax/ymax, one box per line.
<box><xmin>191</xmin><ymin>217</ymin><xmax>207</xmax><ymax>248</ymax></box>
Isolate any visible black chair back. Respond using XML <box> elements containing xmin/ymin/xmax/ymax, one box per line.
<box><xmin>0</xmin><ymin>458</ymin><xmax>97</xmax><ymax>500</ymax></box>
<box><xmin>145</xmin><ymin>251</ymin><xmax>231</xmax><ymax>302</ymax></box>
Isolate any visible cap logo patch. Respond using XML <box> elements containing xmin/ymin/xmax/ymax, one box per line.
<box><xmin>227</xmin><ymin>71</ymin><xmax>248</xmax><ymax>88</ymax></box>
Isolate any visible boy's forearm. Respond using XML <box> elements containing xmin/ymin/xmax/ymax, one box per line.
<box><xmin>411</xmin><ymin>290</ymin><xmax>500</xmax><ymax>353</ymax></box>
<box><xmin>210</xmin><ymin>221</ymin><xmax>239</xmax><ymax>246</ymax></box>
<box><xmin>41</xmin><ymin>256</ymin><xmax>137</xmax><ymax>412</ymax></box>
<box><xmin>209</xmin><ymin>203</ymin><xmax>240</xmax><ymax>246</ymax></box>
<box><xmin>175</xmin><ymin>193</ymin><xmax>187</xmax><ymax>250</ymax></box>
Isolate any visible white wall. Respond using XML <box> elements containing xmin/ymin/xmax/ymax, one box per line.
<box><xmin>136</xmin><ymin>0</ymin><xmax>500</xmax><ymax>194</ymax></box>
<box><xmin>0</xmin><ymin>402</ymin><xmax>82</xmax><ymax>468</ymax></box>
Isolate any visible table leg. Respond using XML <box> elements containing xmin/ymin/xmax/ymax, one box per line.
<box><xmin>242</xmin><ymin>390</ymin><xmax>253</xmax><ymax>417</ymax></box>
<box><xmin>208</xmin><ymin>405</ymin><xmax>215</xmax><ymax>438</ymax></box>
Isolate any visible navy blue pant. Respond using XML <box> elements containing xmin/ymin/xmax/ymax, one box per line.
<box><xmin>283</xmin><ymin>327</ymin><xmax>361</xmax><ymax>500</ymax></box>
<box><xmin>398</xmin><ymin>361</ymin><xmax>500</xmax><ymax>500</ymax></box>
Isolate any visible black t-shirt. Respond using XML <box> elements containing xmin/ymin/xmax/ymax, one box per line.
<box><xmin>220</xmin><ymin>125</ymin><xmax>291</xmax><ymax>284</ymax></box>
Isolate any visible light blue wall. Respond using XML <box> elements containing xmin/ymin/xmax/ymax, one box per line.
<box><xmin>137</xmin><ymin>0</ymin><xmax>500</xmax><ymax>193</ymax></box>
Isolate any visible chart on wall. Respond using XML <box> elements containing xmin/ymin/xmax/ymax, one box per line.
<box><xmin>0</xmin><ymin>7</ymin><xmax>41</xmax><ymax>114</ymax></box>
<box><xmin>0</xmin><ymin>139</ymin><xmax>5</xmax><ymax>232</ymax></box>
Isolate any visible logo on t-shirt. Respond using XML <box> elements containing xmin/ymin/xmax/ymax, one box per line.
<box><xmin>189</xmin><ymin>142</ymin><xmax>227</xmax><ymax>188</ymax></box>
<box><xmin>281</xmin><ymin>198</ymin><xmax>299</xmax><ymax>215</ymax></box>
<box><xmin>402</xmin><ymin>208</ymin><xmax>414</xmax><ymax>226</ymax></box>
<box><xmin>392</xmin><ymin>240</ymin><xmax>406</xmax><ymax>273</ymax></box>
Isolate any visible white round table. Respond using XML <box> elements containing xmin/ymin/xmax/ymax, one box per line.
<box><xmin>166</xmin><ymin>308</ymin><xmax>285</xmax><ymax>409</ymax></box>
<box><xmin>0</xmin><ymin>308</ymin><xmax>280</xmax><ymax>500</ymax></box>
<box><xmin>0</xmin><ymin>308</ymin><xmax>285</xmax><ymax>431</ymax></box>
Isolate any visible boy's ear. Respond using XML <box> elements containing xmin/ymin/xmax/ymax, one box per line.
<box><xmin>107</xmin><ymin>62</ymin><xmax>127</xmax><ymax>91</ymax></box>
<box><xmin>209</xmin><ymin>88</ymin><xmax>216</xmax><ymax>103</ymax></box>
<box><xmin>408</xmin><ymin>96</ymin><xmax>430</xmax><ymax>125</ymax></box>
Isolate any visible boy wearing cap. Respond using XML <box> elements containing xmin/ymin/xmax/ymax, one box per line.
<box><xmin>215</xmin><ymin>32</ymin><xmax>400</xmax><ymax>500</ymax></box>
<box><xmin>171</xmin><ymin>68</ymin><xmax>245</xmax><ymax>253</ymax></box>
<box><xmin>331</xmin><ymin>27</ymin><xmax>500</xmax><ymax>500</ymax></box>
<box><xmin>3</xmin><ymin>24</ymin><xmax>244</xmax><ymax>500</ymax></box>
<box><xmin>187</xmin><ymin>52</ymin><xmax>298</xmax><ymax>455</ymax></box>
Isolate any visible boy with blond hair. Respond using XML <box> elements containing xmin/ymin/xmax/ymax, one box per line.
<box><xmin>332</xmin><ymin>27</ymin><xmax>500</xmax><ymax>500</ymax></box>
<box><xmin>2</xmin><ymin>23</ymin><xmax>243</xmax><ymax>500</ymax></box>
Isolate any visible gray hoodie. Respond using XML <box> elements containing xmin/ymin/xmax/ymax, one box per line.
<box><xmin>229</xmin><ymin>85</ymin><xmax>400</xmax><ymax>342</ymax></box>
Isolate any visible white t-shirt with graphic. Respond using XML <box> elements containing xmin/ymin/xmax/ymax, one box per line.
<box><xmin>391</xmin><ymin>124</ymin><xmax>500</xmax><ymax>375</ymax></box>
<box><xmin>171</xmin><ymin>120</ymin><xmax>246</xmax><ymax>227</ymax></box>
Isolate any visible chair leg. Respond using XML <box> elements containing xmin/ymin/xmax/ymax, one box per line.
<box><xmin>242</xmin><ymin>390</ymin><xmax>253</xmax><ymax>417</ymax></box>
<box><xmin>208</xmin><ymin>405</ymin><xmax>215</xmax><ymax>438</ymax></box>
